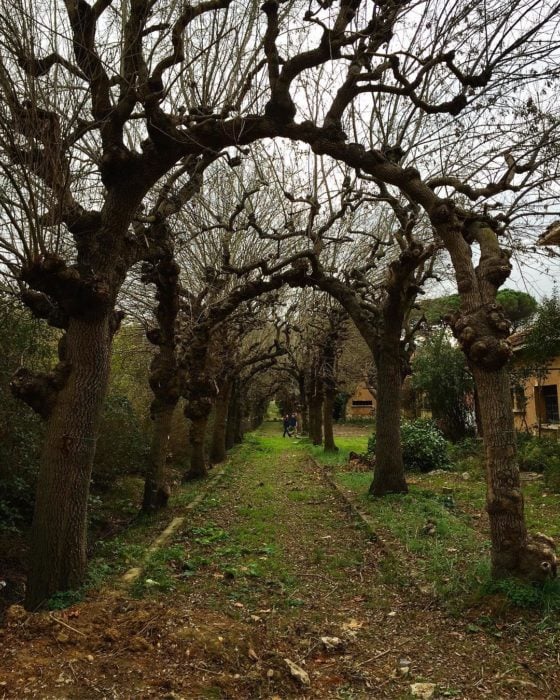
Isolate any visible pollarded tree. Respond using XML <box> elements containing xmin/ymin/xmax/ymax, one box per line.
<box><xmin>208</xmin><ymin>315</ymin><xmax>288</xmax><ymax>464</ymax></box>
<box><xmin>1</xmin><ymin>0</ymin><xmax>557</xmax><ymax>605</ymax></box>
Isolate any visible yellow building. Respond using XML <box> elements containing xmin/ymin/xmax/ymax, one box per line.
<box><xmin>511</xmin><ymin>333</ymin><xmax>560</xmax><ymax>439</ymax></box>
<box><xmin>346</xmin><ymin>381</ymin><xmax>376</xmax><ymax>418</ymax></box>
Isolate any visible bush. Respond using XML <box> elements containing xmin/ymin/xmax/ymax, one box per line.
<box><xmin>368</xmin><ymin>419</ymin><xmax>449</xmax><ymax>472</ymax></box>
<box><xmin>92</xmin><ymin>394</ymin><xmax>149</xmax><ymax>491</ymax></box>
<box><xmin>517</xmin><ymin>436</ymin><xmax>560</xmax><ymax>473</ymax></box>
<box><xmin>0</xmin><ymin>299</ymin><xmax>55</xmax><ymax>530</ymax></box>
<box><xmin>544</xmin><ymin>458</ymin><xmax>560</xmax><ymax>492</ymax></box>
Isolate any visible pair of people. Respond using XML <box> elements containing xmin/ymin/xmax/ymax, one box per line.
<box><xmin>282</xmin><ymin>413</ymin><xmax>298</xmax><ymax>437</ymax></box>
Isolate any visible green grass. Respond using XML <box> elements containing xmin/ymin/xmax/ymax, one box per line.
<box><xmin>308</xmin><ymin>435</ymin><xmax>370</xmax><ymax>466</ymax></box>
<box><xmin>324</xmin><ymin>464</ymin><xmax>560</xmax><ymax>613</ymax></box>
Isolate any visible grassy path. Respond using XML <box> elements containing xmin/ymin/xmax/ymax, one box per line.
<box><xmin>1</xmin><ymin>424</ymin><xmax>559</xmax><ymax>698</ymax></box>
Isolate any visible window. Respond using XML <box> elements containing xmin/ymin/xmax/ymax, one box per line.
<box><xmin>352</xmin><ymin>400</ymin><xmax>373</xmax><ymax>406</ymax></box>
<box><xmin>538</xmin><ymin>385</ymin><xmax>559</xmax><ymax>424</ymax></box>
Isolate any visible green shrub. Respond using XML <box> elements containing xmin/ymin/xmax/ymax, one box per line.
<box><xmin>517</xmin><ymin>436</ymin><xmax>560</xmax><ymax>473</ymax></box>
<box><xmin>368</xmin><ymin>419</ymin><xmax>449</xmax><ymax>472</ymax></box>
<box><xmin>0</xmin><ymin>299</ymin><xmax>54</xmax><ymax>530</ymax></box>
<box><xmin>92</xmin><ymin>394</ymin><xmax>149</xmax><ymax>491</ymax></box>
<box><xmin>447</xmin><ymin>437</ymin><xmax>483</xmax><ymax>462</ymax></box>
<box><xmin>544</xmin><ymin>456</ymin><xmax>560</xmax><ymax>492</ymax></box>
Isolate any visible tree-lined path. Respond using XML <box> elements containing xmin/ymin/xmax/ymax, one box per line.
<box><xmin>1</xmin><ymin>424</ymin><xmax>558</xmax><ymax>699</ymax></box>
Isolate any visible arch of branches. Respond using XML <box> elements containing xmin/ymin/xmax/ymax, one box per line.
<box><xmin>0</xmin><ymin>0</ymin><xmax>559</xmax><ymax>607</ymax></box>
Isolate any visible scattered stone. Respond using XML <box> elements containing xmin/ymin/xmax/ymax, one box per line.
<box><xmin>397</xmin><ymin>658</ymin><xmax>411</xmax><ymax>676</ymax></box>
<box><xmin>266</xmin><ymin>669</ymin><xmax>275</xmax><ymax>679</ymax></box>
<box><xmin>410</xmin><ymin>682</ymin><xmax>436</xmax><ymax>698</ymax></box>
<box><xmin>387</xmin><ymin>611</ymin><xmax>397</xmax><ymax>617</ymax></box>
<box><xmin>461</xmin><ymin>472</ymin><xmax>471</xmax><ymax>481</ymax></box>
<box><xmin>86</xmin><ymin>654</ymin><xmax>94</xmax><ymax>662</ymax></box>
<box><xmin>284</xmin><ymin>658</ymin><xmax>310</xmax><ymax>686</ymax></box>
<box><xmin>422</xmin><ymin>520</ymin><xmax>437</xmax><ymax>536</ymax></box>
<box><xmin>320</xmin><ymin>636</ymin><xmax>344</xmax><ymax>651</ymax></box>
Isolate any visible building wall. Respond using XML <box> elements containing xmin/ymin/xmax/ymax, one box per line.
<box><xmin>346</xmin><ymin>382</ymin><xmax>376</xmax><ymax>417</ymax></box>
<box><xmin>513</xmin><ymin>356</ymin><xmax>560</xmax><ymax>439</ymax></box>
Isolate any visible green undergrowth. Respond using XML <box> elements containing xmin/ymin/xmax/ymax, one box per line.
<box><xmin>334</xmin><ymin>472</ymin><xmax>489</xmax><ymax>608</ymax></box>
<box><xmin>129</xmin><ymin>425</ymin><xmax>370</xmax><ymax>613</ymax></box>
<box><xmin>46</xmin><ymin>471</ymin><xmax>215</xmax><ymax>609</ymax></box>
<box><xmin>307</xmin><ymin>435</ymin><xmax>369</xmax><ymax>466</ymax></box>
<box><xmin>129</xmin><ymin>432</ymin><xmax>301</xmax><ymax>604</ymax></box>
<box><xmin>324</xmin><ymin>464</ymin><xmax>560</xmax><ymax>614</ymax></box>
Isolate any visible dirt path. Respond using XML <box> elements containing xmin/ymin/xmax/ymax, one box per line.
<box><xmin>1</xmin><ymin>427</ymin><xmax>557</xmax><ymax>698</ymax></box>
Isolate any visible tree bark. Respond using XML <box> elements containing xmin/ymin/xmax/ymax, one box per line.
<box><xmin>142</xmin><ymin>401</ymin><xmax>175</xmax><ymax>512</ymax></box>
<box><xmin>370</xmin><ymin>331</ymin><xmax>408</xmax><ymax>496</ymax></box>
<box><xmin>436</xmin><ymin>215</ymin><xmax>557</xmax><ymax>580</ymax></box>
<box><xmin>323</xmin><ymin>387</ymin><xmax>338</xmax><ymax>452</ymax></box>
<box><xmin>310</xmin><ymin>396</ymin><xmax>323</xmax><ymax>446</ymax></box>
<box><xmin>298</xmin><ymin>372</ymin><xmax>309</xmax><ymax>434</ymax></box>
<box><xmin>225</xmin><ymin>382</ymin><xmax>239</xmax><ymax>450</ymax></box>
<box><xmin>25</xmin><ymin>315</ymin><xmax>112</xmax><ymax>609</ymax></box>
<box><xmin>233</xmin><ymin>401</ymin><xmax>244</xmax><ymax>443</ymax></box>
<box><xmin>184</xmin><ymin>414</ymin><xmax>209</xmax><ymax>480</ymax></box>
<box><xmin>209</xmin><ymin>382</ymin><xmax>231</xmax><ymax>464</ymax></box>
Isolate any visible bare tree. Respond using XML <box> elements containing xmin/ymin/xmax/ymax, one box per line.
<box><xmin>0</xmin><ymin>0</ymin><xmax>557</xmax><ymax>606</ymax></box>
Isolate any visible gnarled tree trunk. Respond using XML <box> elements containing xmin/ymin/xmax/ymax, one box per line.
<box><xmin>209</xmin><ymin>381</ymin><xmax>231</xmax><ymax>464</ymax></box>
<box><xmin>185</xmin><ymin>413</ymin><xmax>210</xmax><ymax>480</ymax></box>
<box><xmin>225</xmin><ymin>381</ymin><xmax>239</xmax><ymax>450</ymax></box>
<box><xmin>310</xmin><ymin>395</ymin><xmax>323</xmax><ymax>446</ymax></box>
<box><xmin>322</xmin><ymin>336</ymin><xmax>338</xmax><ymax>453</ymax></box>
<box><xmin>370</xmin><ymin>329</ymin><xmax>408</xmax><ymax>495</ymax></box>
<box><xmin>25</xmin><ymin>315</ymin><xmax>112</xmax><ymax>609</ymax></box>
<box><xmin>142</xmin><ymin>256</ymin><xmax>181</xmax><ymax>512</ymax></box>
<box><xmin>142</xmin><ymin>401</ymin><xmax>175</xmax><ymax>511</ymax></box>
<box><xmin>298</xmin><ymin>372</ymin><xmax>309</xmax><ymax>434</ymax></box>
<box><xmin>323</xmin><ymin>388</ymin><xmax>337</xmax><ymax>452</ymax></box>
<box><xmin>438</xmin><ymin>215</ymin><xmax>557</xmax><ymax>580</ymax></box>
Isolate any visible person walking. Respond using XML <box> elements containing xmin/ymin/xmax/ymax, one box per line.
<box><xmin>282</xmin><ymin>414</ymin><xmax>291</xmax><ymax>438</ymax></box>
<box><xmin>289</xmin><ymin>413</ymin><xmax>298</xmax><ymax>436</ymax></box>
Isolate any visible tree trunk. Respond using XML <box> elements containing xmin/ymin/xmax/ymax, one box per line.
<box><xmin>225</xmin><ymin>383</ymin><xmax>239</xmax><ymax>450</ymax></box>
<box><xmin>370</xmin><ymin>335</ymin><xmax>408</xmax><ymax>496</ymax></box>
<box><xmin>301</xmin><ymin>405</ymin><xmax>309</xmax><ymax>435</ymax></box>
<box><xmin>473</xmin><ymin>385</ymin><xmax>484</xmax><ymax>437</ymax></box>
<box><xmin>142</xmin><ymin>401</ymin><xmax>175</xmax><ymax>512</ymax></box>
<box><xmin>437</xmin><ymin>216</ymin><xmax>557</xmax><ymax>580</ymax></box>
<box><xmin>473</xmin><ymin>366</ymin><xmax>527</xmax><ymax>575</ymax></box>
<box><xmin>233</xmin><ymin>394</ymin><xmax>244</xmax><ymax>444</ymax></box>
<box><xmin>25</xmin><ymin>315</ymin><xmax>112</xmax><ymax>609</ymax></box>
<box><xmin>184</xmin><ymin>414</ymin><xmax>209</xmax><ymax>480</ymax></box>
<box><xmin>209</xmin><ymin>382</ymin><xmax>231</xmax><ymax>464</ymax></box>
<box><xmin>310</xmin><ymin>397</ymin><xmax>323</xmax><ymax>446</ymax></box>
<box><xmin>323</xmin><ymin>388</ymin><xmax>338</xmax><ymax>452</ymax></box>
<box><xmin>298</xmin><ymin>373</ymin><xmax>309</xmax><ymax>434</ymax></box>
